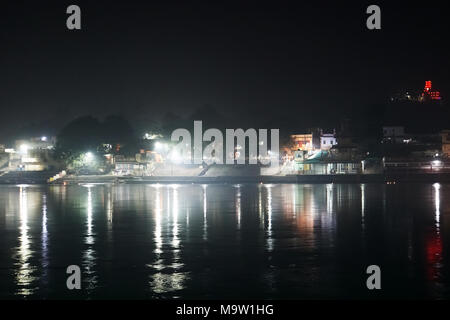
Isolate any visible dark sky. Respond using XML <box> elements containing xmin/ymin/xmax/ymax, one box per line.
<box><xmin>0</xmin><ymin>1</ymin><xmax>448</xmax><ymax>142</ymax></box>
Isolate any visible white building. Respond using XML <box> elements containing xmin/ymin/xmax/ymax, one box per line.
<box><xmin>9</xmin><ymin>136</ymin><xmax>56</xmax><ymax>171</ymax></box>
<box><xmin>320</xmin><ymin>133</ymin><xmax>337</xmax><ymax>150</ymax></box>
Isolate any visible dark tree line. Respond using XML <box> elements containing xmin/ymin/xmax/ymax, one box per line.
<box><xmin>55</xmin><ymin>115</ymin><xmax>137</xmax><ymax>164</ymax></box>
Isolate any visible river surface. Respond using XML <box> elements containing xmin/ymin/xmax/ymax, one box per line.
<box><xmin>0</xmin><ymin>183</ymin><xmax>449</xmax><ymax>299</ymax></box>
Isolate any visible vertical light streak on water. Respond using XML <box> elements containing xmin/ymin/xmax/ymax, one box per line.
<box><xmin>15</xmin><ymin>186</ymin><xmax>36</xmax><ymax>296</ymax></box>
<box><xmin>105</xmin><ymin>187</ymin><xmax>113</xmax><ymax>243</ymax></box>
<box><xmin>258</xmin><ymin>184</ymin><xmax>264</xmax><ymax>229</ymax></box>
<box><xmin>106</xmin><ymin>187</ymin><xmax>113</xmax><ymax>224</ymax></box>
<box><xmin>433</xmin><ymin>183</ymin><xmax>440</xmax><ymax>228</ymax></box>
<box><xmin>186</xmin><ymin>207</ymin><xmax>190</xmax><ymax>226</ymax></box>
<box><xmin>172</xmin><ymin>186</ymin><xmax>180</xmax><ymax>250</ymax></box>
<box><xmin>266</xmin><ymin>185</ymin><xmax>273</xmax><ymax>252</ymax></box>
<box><xmin>171</xmin><ymin>185</ymin><xmax>184</xmax><ymax>281</ymax></box>
<box><xmin>425</xmin><ymin>183</ymin><xmax>443</xmax><ymax>288</ymax></box>
<box><xmin>42</xmin><ymin>194</ymin><xmax>48</xmax><ymax>258</ymax></box>
<box><xmin>236</xmin><ymin>185</ymin><xmax>241</xmax><ymax>230</ymax></box>
<box><xmin>154</xmin><ymin>187</ymin><xmax>162</xmax><ymax>254</ymax></box>
<box><xmin>326</xmin><ymin>183</ymin><xmax>333</xmax><ymax>214</ymax></box>
<box><xmin>86</xmin><ymin>188</ymin><xmax>93</xmax><ymax>243</ymax></box>
<box><xmin>309</xmin><ymin>185</ymin><xmax>318</xmax><ymax>222</ymax></box>
<box><xmin>83</xmin><ymin>186</ymin><xmax>97</xmax><ymax>294</ymax></box>
<box><xmin>292</xmin><ymin>184</ymin><xmax>296</xmax><ymax>217</ymax></box>
<box><xmin>263</xmin><ymin>184</ymin><xmax>275</xmax><ymax>293</ymax></box>
<box><xmin>148</xmin><ymin>186</ymin><xmax>163</xmax><ymax>292</ymax></box>
<box><xmin>202</xmin><ymin>184</ymin><xmax>207</xmax><ymax>241</ymax></box>
<box><xmin>166</xmin><ymin>186</ymin><xmax>171</xmax><ymax>240</ymax></box>
<box><xmin>41</xmin><ymin>194</ymin><xmax>49</xmax><ymax>288</ymax></box>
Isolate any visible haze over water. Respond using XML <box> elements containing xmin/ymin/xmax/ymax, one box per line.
<box><xmin>0</xmin><ymin>183</ymin><xmax>449</xmax><ymax>299</ymax></box>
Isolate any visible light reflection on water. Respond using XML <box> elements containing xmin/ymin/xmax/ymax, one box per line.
<box><xmin>265</xmin><ymin>184</ymin><xmax>274</xmax><ymax>253</ymax></box>
<box><xmin>40</xmin><ymin>194</ymin><xmax>49</xmax><ymax>289</ymax></box>
<box><xmin>15</xmin><ymin>186</ymin><xmax>38</xmax><ymax>296</ymax></box>
<box><xmin>147</xmin><ymin>185</ymin><xmax>189</xmax><ymax>296</ymax></box>
<box><xmin>83</xmin><ymin>186</ymin><xmax>97</xmax><ymax>294</ymax></box>
<box><xmin>202</xmin><ymin>184</ymin><xmax>207</xmax><ymax>241</ymax></box>
<box><xmin>0</xmin><ymin>183</ymin><xmax>448</xmax><ymax>299</ymax></box>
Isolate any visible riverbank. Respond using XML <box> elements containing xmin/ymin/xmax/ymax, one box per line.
<box><xmin>2</xmin><ymin>171</ymin><xmax>450</xmax><ymax>185</ymax></box>
<box><xmin>60</xmin><ymin>172</ymin><xmax>450</xmax><ymax>184</ymax></box>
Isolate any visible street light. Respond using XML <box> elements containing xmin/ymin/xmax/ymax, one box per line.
<box><xmin>170</xmin><ymin>150</ymin><xmax>182</xmax><ymax>164</ymax></box>
<box><xmin>19</xmin><ymin>144</ymin><xmax>29</xmax><ymax>154</ymax></box>
<box><xmin>84</xmin><ymin>152</ymin><xmax>94</xmax><ymax>163</ymax></box>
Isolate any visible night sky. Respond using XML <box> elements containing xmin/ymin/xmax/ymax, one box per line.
<box><xmin>0</xmin><ymin>1</ymin><xmax>448</xmax><ymax>142</ymax></box>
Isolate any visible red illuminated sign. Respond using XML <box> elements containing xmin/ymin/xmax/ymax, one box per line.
<box><xmin>423</xmin><ymin>80</ymin><xmax>441</xmax><ymax>100</ymax></box>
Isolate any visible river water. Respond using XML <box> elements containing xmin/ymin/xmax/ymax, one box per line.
<box><xmin>0</xmin><ymin>183</ymin><xmax>449</xmax><ymax>299</ymax></box>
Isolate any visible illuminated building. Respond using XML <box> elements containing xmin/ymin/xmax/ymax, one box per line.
<box><xmin>290</xmin><ymin>129</ymin><xmax>336</xmax><ymax>153</ymax></box>
<box><xmin>420</xmin><ymin>80</ymin><xmax>441</xmax><ymax>102</ymax></box>
<box><xmin>320</xmin><ymin>133</ymin><xmax>337</xmax><ymax>150</ymax></box>
<box><xmin>441</xmin><ymin>130</ymin><xmax>450</xmax><ymax>157</ymax></box>
<box><xmin>390</xmin><ymin>81</ymin><xmax>442</xmax><ymax>103</ymax></box>
<box><xmin>6</xmin><ymin>136</ymin><xmax>57</xmax><ymax>171</ymax></box>
<box><xmin>291</xmin><ymin>134</ymin><xmax>313</xmax><ymax>152</ymax></box>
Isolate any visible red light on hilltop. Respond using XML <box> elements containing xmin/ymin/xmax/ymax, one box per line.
<box><xmin>422</xmin><ymin>80</ymin><xmax>441</xmax><ymax>100</ymax></box>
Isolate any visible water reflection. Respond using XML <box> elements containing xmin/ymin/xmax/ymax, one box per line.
<box><xmin>82</xmin><ymin>186</ymin><xmax>97</xmax><ymax>293</ymax></box>
<box><xmin>15</xmin><ymin>186</ymin><xmax>38</xmax><ymax>296</ymax></box>
<box><xmin>433</xmin><ymin>183</ymin><xmax>440</xmax><ymax>226</ymax></box>
<box><xmin>41</xmin><ymin>194</ymin><xmax>49</xmax><ymax>287</ymax></box>
<box><xmin>202</xmin><ymin>185</ymin><xmax>207</xmax><ymax>241</ymax></box>
<box><xmin>326</xmin><ymin>183</ymin><xmax>333</xmax><ymax>214</ymax></box>
<box><xmin>235</xmin><ymin>185</ymin><xmax>241</xmax><ymax>229</ymax></box>
<box><xmin>172</xmin><ymin>186</ymin><xmax>180</xmax><ymax>249</ymax></box>
<box><xmin>426</xmin><ymin>183</ymin><xmax>443</xmax><ymax>284</ymax></box>
<box><xmin>148</xmin><ymin>185</ymin><xmax>189</xmax><ymax>296</ymax></box>
<box><xmin>296</xmin><ymin>185</ymin><xmax>315</xmax><ymax>232</ymax></box>
<box><xmin>265</xmin><ymin>184</ymin><xmax>274</xmax><ymax>252</ymax></box>
<box><xmin>106</xmin><ymin>187</ymin><xmax>113</xmax><ymax>224</ymax></box>
<box><xmin>1</xmin><ymin>183</ymin><xmax>449</xmax><ymax>299</ymax></box>
<box><xmin>258</xmin><ymin>185</ymin><xmax>264</xmax><ymax>229</ymax></box>
<box><xmin>154</xmin><ymin>186</ymin><xmax>162</xmax><ymax>255</ymax></box>
<box><xmin>105</xmin><ymin>187</ymin><xmax>113</xmax><ymax>243</ymax></box>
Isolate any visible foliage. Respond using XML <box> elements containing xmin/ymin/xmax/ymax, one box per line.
<box><xmin>55</xmin><ymin>115</ymin><xmax>137</xmax><ymax>169</ymax></box>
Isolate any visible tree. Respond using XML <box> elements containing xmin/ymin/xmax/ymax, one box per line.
<box><xmin>55</xmin><ymin>115</ymin><xmax>138</xmax><ymax>170</ymax></box>
<box><xmin>55</xmin><ymin>116</ymin><xmax>102</xmax><ymax>156</ymax></box>
<box><xmin>102</xmin><ymin>115</ymin><xmax>135</xmax><ymax>146</ymax></box>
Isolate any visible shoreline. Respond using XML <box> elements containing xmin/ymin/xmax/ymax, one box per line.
<box><xmin>2</xmin><ymin>171</ymin><xmax>450</xmax><ymax>185</ymax></box>
<box><xmin>64</xmin><ymin>173</ymin><xmax>450</xmax><ymax>184</ymax></box>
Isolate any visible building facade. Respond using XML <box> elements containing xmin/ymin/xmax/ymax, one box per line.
<box><xmin>320</xmin><ymin>134</ymin><xmax>337</xmax><ymax>150</ymax></box>
<box><xmin>382</xmin><ymin>126</ymin><xmax>406</xmax><ymax>144</ymax></box>
<box><xmin>441</xmin><ymin>130</ymin><xmax>450</xmax><ymax>157</ymax></box>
